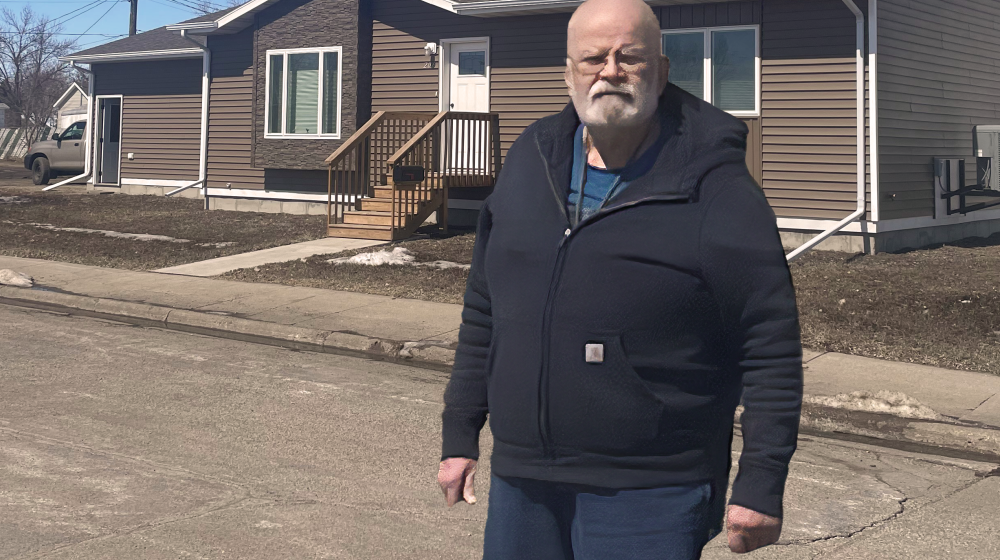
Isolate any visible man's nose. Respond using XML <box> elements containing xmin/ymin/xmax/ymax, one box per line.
<box><xmin>597</xmin><ymin>52</ymin><xmax>626</xmax><ymax>81</ymax></box>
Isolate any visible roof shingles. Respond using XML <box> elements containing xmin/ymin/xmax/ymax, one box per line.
<box><xmin>67</xmin><ymin>6</ymin><xmax>240</xmax><ymax>59</ymax></box>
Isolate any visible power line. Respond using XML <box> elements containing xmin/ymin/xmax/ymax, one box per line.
<box><xmin>147</xmin><ymin>0</ymin><xmax>198</xmax><ymax>13</ymax></box>
<box><xmin>74</xmin><ymin>32</ymin><xmax>126</xmax><ymax>48</ymax></box>
<box><xmin>76</xmin><ymin>0</ymin><xmax>119</xmax><ymax>38</ymax></box>
<box><xmin>166</xmin><ymin>0</ymin><xmax>219</xmax><ymax>15</ymax></box>
<box><xmin>47</xmin><ymin>0</ymin><xmax>108</xmax><ymax>27</ymax></box>
<box><xmin>0</xmin><ymin>31</ymin><xmax>124</xmax><ymax>35</ymax></box>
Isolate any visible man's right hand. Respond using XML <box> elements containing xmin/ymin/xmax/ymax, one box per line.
<box><xmin>438</xmin><ymin>457</ymin><xmax>478</xmax><ymax>507</ymax></box>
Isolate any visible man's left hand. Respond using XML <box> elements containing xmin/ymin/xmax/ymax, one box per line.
<box><xmin>726</xmin><ymin>504</ymin><xmax>782</xmax><ymax>553</ymax></box>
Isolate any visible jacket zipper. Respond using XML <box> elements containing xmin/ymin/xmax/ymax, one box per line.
<box><xmin>535</xmin><ymin>136</ymin><xmax>571</xmax><ymax>459</ymax></box>
<box><xmin>534</xmin><ymin>138</ymin><xmax>692</xmax><ymax>459</ymax></box>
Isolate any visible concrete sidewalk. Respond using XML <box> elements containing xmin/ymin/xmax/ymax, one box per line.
<box><xmin>154</xmin><ymin>237</ymin><xmax>386</xmax><ymax>277</ymax></box>
<box><xmin>2</xmin><ymin>255</ymin><xmax>1000</xmax><ymax>457</ymax></box>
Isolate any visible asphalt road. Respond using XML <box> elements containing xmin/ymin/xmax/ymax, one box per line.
<box><xmin>1</xmin><ymin>303</ymin><xmax>998</xmax><ymax>559</ymax></box>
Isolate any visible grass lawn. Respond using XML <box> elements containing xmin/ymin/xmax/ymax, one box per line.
<box><xmin>0</xmin><ymin>185</ymin><xmax>326</xmax><ymax>270</ymax></box>
<box><xmin>224</xmin><ymin>231</ymin><xmax>1000</xmax><ymax>376</ymax></box>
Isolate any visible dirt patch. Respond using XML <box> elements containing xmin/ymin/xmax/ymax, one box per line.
<box><xmin>791</xmin><ymin>242</ymin><xmax>1000</xmax><ymax>376</ymax></box>
<box><xmin>225</xmin><ymin>230</ymin><xmax>1000</xmax><ymax>376</ymax></box>
<box><xmin>0</xmin><ymin>186</ymin><xmax>326</xmax><ymax>270</ymax></box>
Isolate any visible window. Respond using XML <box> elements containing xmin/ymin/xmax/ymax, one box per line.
<box><xmin>60</xmin><ymin>121</ymin><xmax>86</xmax><ymax>141</ymax></box>
<box><xmin>265</xmin><ymin>47</ymin><xmax>342</xmax><ymax>138</ymax></box>
<box><xmin>662</xmin><ymin>26</ymin><xmax>758</xmax><ymax>115</ymax></box>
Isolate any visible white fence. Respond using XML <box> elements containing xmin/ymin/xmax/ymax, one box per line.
<box><xmin>0</xmin><ymin>127</ymin><xmax>53</xmax><ymax>161</ymax></box>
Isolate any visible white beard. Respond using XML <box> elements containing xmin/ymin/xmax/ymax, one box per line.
<box><xmin>571</xmin><ymin>79</ymin><xmax>659</xmax><ymax>131</ymax></box>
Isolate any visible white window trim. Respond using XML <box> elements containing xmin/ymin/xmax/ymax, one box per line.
<box><xmin>264</xmin><ymin>46</ymin><xmax>343</xmax><ymax>139</ymax></box>
<box><xmin>662</xmin><ymin>25</ymin><xmax>760</xmax><ymax>117</ymax></box>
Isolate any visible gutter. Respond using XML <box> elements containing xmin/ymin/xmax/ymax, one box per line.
<box><xmin>43</xmin><ymin>63</ymin><xmax>94</xmax><ymax>192</ymax></box>
<box><xmin>785</xmin><ymin>0</ymin><xmax>867</xmax><ymax>262</ymax></box>
<box><xmin>59</xmin><ymin>48</ymin><xmax>204</xmax><ymax>64</ymax></box>
<box><xmin>176</xmin><ymin>30</ymin><xmax>211</xmax><ymax>210</ymax></box>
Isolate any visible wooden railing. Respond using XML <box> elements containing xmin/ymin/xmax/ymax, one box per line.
<box><xmin>325</xmin><ymin>111</ymin><xmax>437</xmax><ymax>227</ymax></box>
<box><xmin>385</xmin><ymin>111</ymin><xmax>502</xmax><ymax>234</ymax></box>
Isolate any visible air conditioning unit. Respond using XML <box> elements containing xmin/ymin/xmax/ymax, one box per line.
<box><xmin>972</xmin><ymin>125</ymin><xmax>1000</xmax><ymax>190</ymax></box>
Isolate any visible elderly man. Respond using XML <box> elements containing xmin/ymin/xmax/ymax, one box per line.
<box><xmin>438</xmin><ymin>0</ymin><xmax>802</xmax><ymax>558</ymax></box>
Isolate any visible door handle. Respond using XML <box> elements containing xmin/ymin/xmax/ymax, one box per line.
<box><xmin>74</xmin><ymin>143</ymin><xmax>79</xmax><ymax>146</ymax></box>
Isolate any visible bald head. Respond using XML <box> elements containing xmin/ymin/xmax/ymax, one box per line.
<box><xmin>568</xmin><ymin>0</ymin><xmax>662</xmax><ymax>58</ymax></box>
<box><xmin>565</xmin><ymin>0</ymin><xmax>668</xmax><ymax>132</ymax></box>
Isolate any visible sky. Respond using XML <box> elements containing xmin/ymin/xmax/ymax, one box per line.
<box><xmin>1</xmin><ymin>0</ymin><xmax>234</xmax><ymax>52</ymax></box>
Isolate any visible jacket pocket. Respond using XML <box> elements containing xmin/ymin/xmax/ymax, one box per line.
<box><xmin>486</xmin><ymin>325</ymin><xmax>544</xmax><ymax>449</ymax></box>
<box><xmin>547</xmin><ymin>332</ymin><xmax>665</xmax><ymax>454</ymax></box>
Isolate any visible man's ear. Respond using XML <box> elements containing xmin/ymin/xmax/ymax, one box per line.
<box><xmin>565</xmin><ymin>59</ymin><xmax>574</xmax><ymax>92</ymax></box>
<box><xmin>659</xmin><ymin>55</ymin><xmax>671</xmax><ymax>92</ymax></box>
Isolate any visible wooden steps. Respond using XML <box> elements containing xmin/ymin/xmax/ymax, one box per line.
<box><xmin>326</xmin><ymin>223</ymin><xmax>394</xmax><ymax>240</ymax></box>
<box><xmin>327</xmin><ymin>187</ymin><xmax>444</xmax><ymax>241</ymax></box>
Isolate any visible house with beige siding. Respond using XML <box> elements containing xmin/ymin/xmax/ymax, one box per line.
<box><xmin>62</xmin><ymin>0</ymin><xmax>1000</xmax><ymax>252</ymax></box>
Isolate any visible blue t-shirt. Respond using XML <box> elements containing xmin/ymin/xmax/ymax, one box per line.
<box><xmin>567</xmin><ymin>121</ymin><xmax>667</xmax><ymax>224</ymax></box>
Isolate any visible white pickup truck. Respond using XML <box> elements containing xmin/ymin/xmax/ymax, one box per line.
<box><xmin>24</xmin><ymin>121</ymin><xmax>87</xmax><ymax>185</ymax></box>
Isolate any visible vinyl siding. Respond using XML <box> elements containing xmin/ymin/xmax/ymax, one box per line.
<box><xmin>207</xmin><ymin>28</ymin><xmax>265</xmax><ymax>190</ymax></box>
<box><xmin>92</xmin><ymin>59</ymin><xmax>202</xmax><ymax>182</ymax></box>
<box><xmin>371</xmin><ymin>0</ymin><xmax>570</xmax><ymax>159</ymax></box>
<box><xmin>877</xmin><ymin>0</ymin><xmax>1000</xmax><ymax>220</ymax></box>
<box><xmin>760</xmin><ymin>0</ymin><xmax>871</xmax><ymax>220</ymax></box>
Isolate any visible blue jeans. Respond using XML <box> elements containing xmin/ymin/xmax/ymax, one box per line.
<box><xmin>483</xmin><ymin>475</ymin><xmax>720</xmax><ymax>560</ymax></box>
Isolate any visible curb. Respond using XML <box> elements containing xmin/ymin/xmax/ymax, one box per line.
<box><xmin>0</xmin><ymin>286</ymin><xmax>456</xmax><ymax>374</ymax></box>
<box><xmin>738</xmin><ymin>403</ymin><xmax>1000</xmax><ymax>463</ymax></box>
<box><xmin>4</xmin><ymin>285</ymin><xmax>1000</xmax><ymax>461</ymax></box>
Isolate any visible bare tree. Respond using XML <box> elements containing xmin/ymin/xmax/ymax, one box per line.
<box><xmin>0</xmin><ymin>7</ymin><xmax>74</xmax><ymax>143</ymax></box>
<box><xmin>192</xmin><ymin>0</ymin><xmax>247</xmax><ymax>16</ymax></box>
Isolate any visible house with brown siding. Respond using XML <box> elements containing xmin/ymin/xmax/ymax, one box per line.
<box><xmin>63</xmin><ymin>0</ymin><xmax>1000</xmax><ymax>252</ymax></box>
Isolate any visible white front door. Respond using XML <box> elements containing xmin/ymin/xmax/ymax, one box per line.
<box><xmin>445</xmin><ymin>41</ymin><xmax>489</xmax><ymax>174</ymax></box>
<box><xmin>447</xmin><ymin>41</ymin><xmax>489</xmax><ymax>112</ymax></box>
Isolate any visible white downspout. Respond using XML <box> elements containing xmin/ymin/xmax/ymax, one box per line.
<box><xmin>785</xmin><ymin>0</ymin><xmax>866</xmax><ymax>262</ymax></box>
<box><xmin>177</xmin><ymin>29</ymin><xmax>211</xmax><ymax>210</ymax></box>
<box><xmin>868</xmin><ymin>0</ymin><xmax>880</xmax><ymax>223</ymax></box>
<box><xmin>43</xmin><ymin>62</ymin><xmax>94</xmax><ymax>191</ymax></box>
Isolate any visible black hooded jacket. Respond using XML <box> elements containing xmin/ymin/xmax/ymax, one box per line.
<box><xmin>441</xmin><ymin>84</ymin><xmax>803</xmax><ymax>518</ymax></box>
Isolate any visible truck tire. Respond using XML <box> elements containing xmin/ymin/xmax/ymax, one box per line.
<box><xmin>31</xmin><ymin>157</ymin><xmax>51</xmax><ymax>186</ymax></box>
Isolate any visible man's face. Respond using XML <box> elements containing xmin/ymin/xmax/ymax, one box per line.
<box><xmin>566</xmin><ymin>11</ymin><xmax>668</xmax><ymax>130</ymax></box>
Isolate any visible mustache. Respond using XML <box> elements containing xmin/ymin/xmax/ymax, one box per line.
<box><xmin>589</xmin><ymin>82</ymin><xmax>635</xmax><ymax>99</ymax></box>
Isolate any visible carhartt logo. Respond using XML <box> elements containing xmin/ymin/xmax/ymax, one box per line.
<box><xmin>585</xmin><ymin>343</ymin><xmax>604</xmax><ymax>364</ymax></box>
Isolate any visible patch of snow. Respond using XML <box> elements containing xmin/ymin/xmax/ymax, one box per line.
<box><xmin>0</xmin><ymin>196</ymin><xmax>28</xmax><ymax>205</ymax></box>
<box><xmin>804</xmin><ymin>390</ymin><xmax>943</xmax><ymax>420</ymax></box>
<box><xmin>415</xmin><ymin>260</ymin><xmax>470</xmax><ymax>270</ymax></box>
<box><xmin>4</xmin><ymin>221</ymin><xmax>237</xmax><ymax>247</ymax></box>
<box><xmin>328</xmin><ymin>247</ymin><xmax>470</xmax><ymax>270</ymax></box>
<box><xmin>329</xmin><ymin>246</ymin><xmax>417</xmax><ymax>266</ymax></box>
<box><xmin>0</xmin><ymin>269</ymin><xmax>33</xmax><ymax>288</ymax></box>
<box><xmin>23</xmin><ymin>223</ymin><xmax>190</xmax><ymax>243</ymax></box>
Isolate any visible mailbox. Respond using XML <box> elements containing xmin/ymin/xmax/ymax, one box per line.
<box><xmin>392</xmin><ymin>165</ymin><xmax>425</xmax><ymax>186</ymax></box>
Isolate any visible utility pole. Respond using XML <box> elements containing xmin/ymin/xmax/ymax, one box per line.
<box><xmin>129</xmin><ymin>0</ymin><xmax>138</xmax><ymax>36</ymax></box>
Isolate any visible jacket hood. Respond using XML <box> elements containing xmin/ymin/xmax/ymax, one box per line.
<box><xmin>530</xmin><ymin>83</ymin><xmax>751</xmax><ymax>205</ymax></box>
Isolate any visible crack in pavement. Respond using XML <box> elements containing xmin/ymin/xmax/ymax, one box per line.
<box><xmin>0</xmin><ymin>424</ymin><xmax>246</xmax><ymax>491</ymax></box>
<box><xmin>804</xmin><ymin>476</ymin><xmax>988</xmax><ymax>558</ymax></box>
<box><xmin>25</xmin><ymin>494</ymin><xmax>259</xmax><ymax>559</ymax></box>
